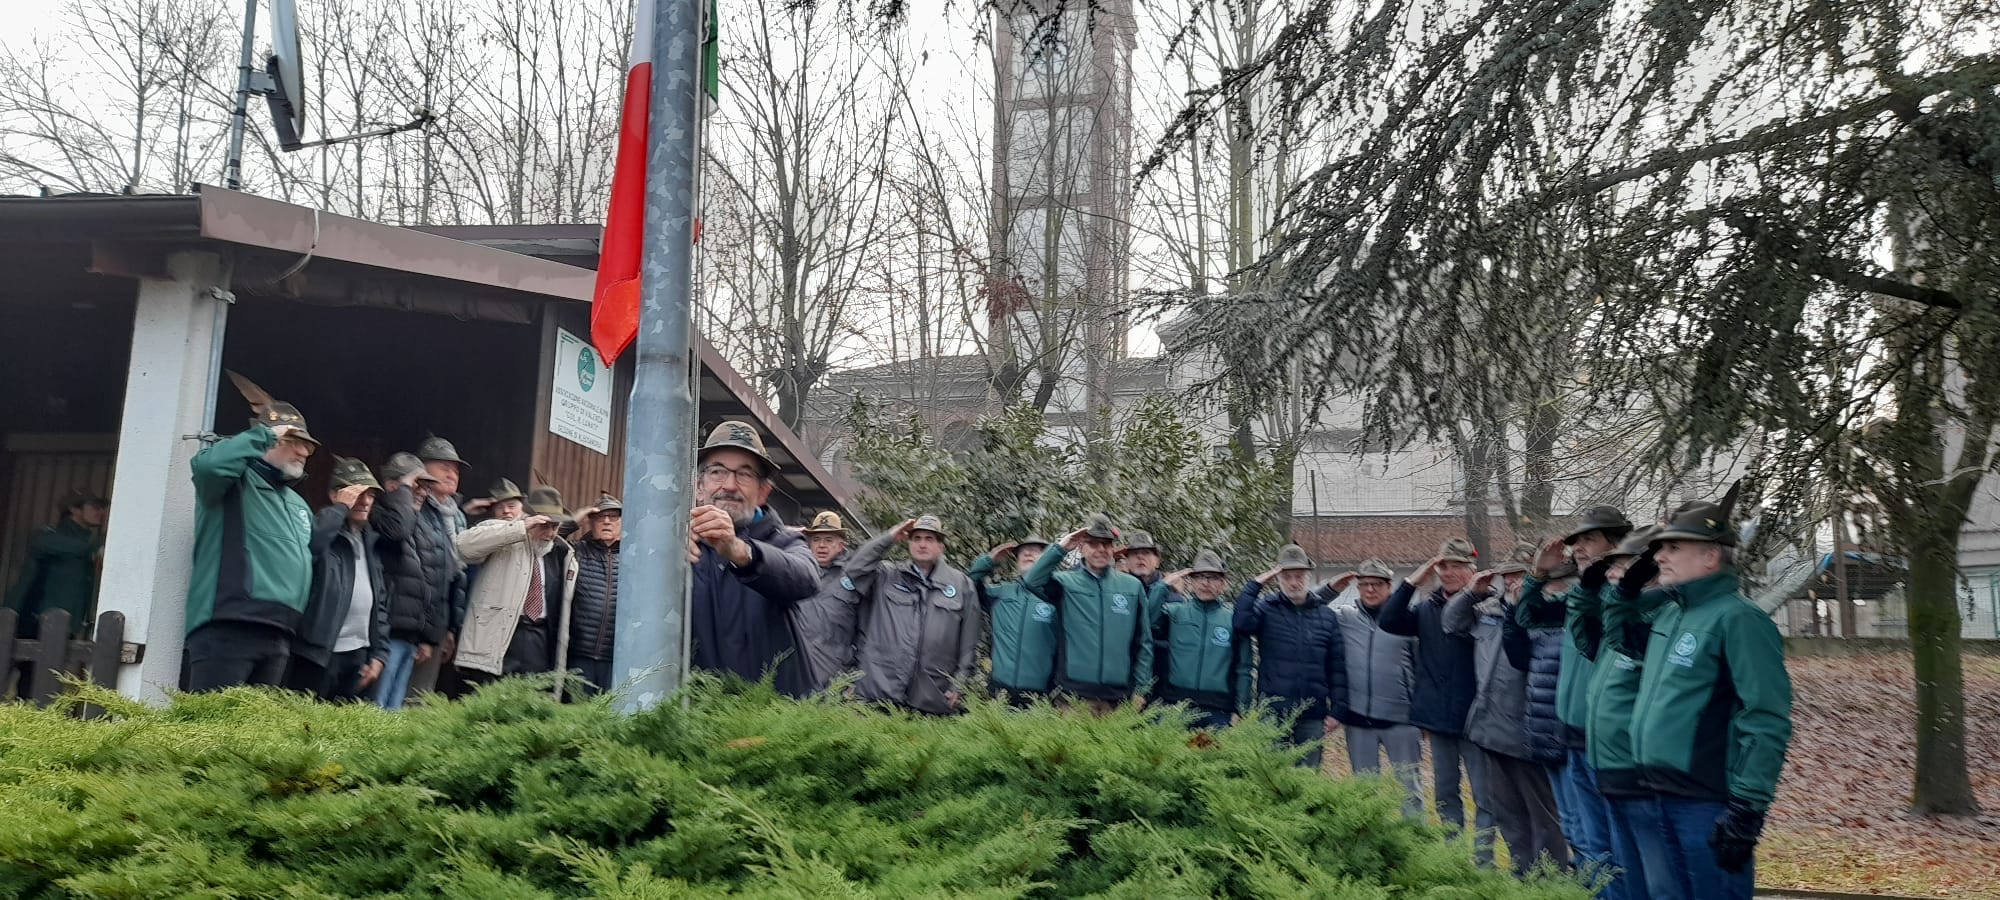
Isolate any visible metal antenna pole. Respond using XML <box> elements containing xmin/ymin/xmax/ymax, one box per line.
<box><xmin>222</xmin><ymin>0</ymin><xmax>259</xmax><ymax>190</ymax></box>
<box><xmin>613</xmin><ymin>0</ymin><xmax>704</xmax><ymax>712</ymax></box>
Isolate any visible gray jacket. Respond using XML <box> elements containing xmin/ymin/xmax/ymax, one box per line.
<box><xmin>845</xmin><ymin>531</ymin><xmax>981</xmax><ymax>715</ymax></box>
<box><xmin>1444</xmin><ymin>588</ymin><xmax>1532</xmax><ymax>760</ymax></box>
<box><xmin>791</xmin><ymin>550</ymin><xmax>862</xmax><ymax>692</ymax></box>
<box><xmin>1333</xmin><ymin>601</ymin><xmax>1416</xmax><ymax>726</ymax></box>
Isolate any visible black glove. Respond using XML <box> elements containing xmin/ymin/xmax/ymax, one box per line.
<box><xmin>1709</xmin><ymin>798</ymin><xmax>1765</xmax><ymax>873</ymax></box>
<box><xmin>1618</xmin><ymin>549</ymin><xmax>1660</xmax><ymax>597</ymax></box>
<box><xmin>1580</xmin><ymin>558</ymin><xmax>1612</xmax><ymax>592</ymax></box>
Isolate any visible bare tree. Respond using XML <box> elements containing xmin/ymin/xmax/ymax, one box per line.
<box><xmin>698</xmin><ymin>0</ymin><xmax>903</xmax><ymax>431</ymax></box>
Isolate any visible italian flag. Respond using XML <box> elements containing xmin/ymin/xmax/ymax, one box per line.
<box><xmin>591</xmin><ymin>0</ymin><xmax>719</xmax><ymax>365</ymax></box>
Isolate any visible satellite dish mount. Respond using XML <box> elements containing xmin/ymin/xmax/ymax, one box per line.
<box><xmin>221</xmin><ymin>0</ymin><xmax>433</xmax><ymax>190</ymax></box>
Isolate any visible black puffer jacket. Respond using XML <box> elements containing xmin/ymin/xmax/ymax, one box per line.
<box><xmin>371</xmin><ymin>486</ymin><xmax>450</xmax><ymax>645</ymax></box>
<box><xmin>569</xmin><ymin>539</ymin><xmax>619</xmax><ymax>660</ymax></box>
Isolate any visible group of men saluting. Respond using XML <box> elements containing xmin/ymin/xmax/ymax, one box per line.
<box><xmin>722</xmin><ymin>462</ymin><xmax>1789</xmax><ymax>900</ymax></box>
<box><xmin>175</xmin><ymin>384</ymin><xmax>1787</xmax><ymax>900</ymax></box>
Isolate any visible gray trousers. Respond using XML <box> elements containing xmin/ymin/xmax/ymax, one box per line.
<box><xmin>1427</xmin><ymin>732</ymin><xmax>1497</xmax><ymax>867</ymax></box>
<box><xmin>1475</xmin><ymin>747</ymin><xmax>1570</xmax><ymax>876</ymax></box>
<box><xmin>1345</xmin><ymin>724</ymin><xmax>1425</xmax><ymax>821</ymax></box>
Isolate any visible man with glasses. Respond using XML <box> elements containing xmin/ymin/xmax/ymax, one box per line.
<box><xmin>686</xmin><ymin>421</ymin><xmax>819</xmax><ymax>697</ymax></box>
<box><xmin>184</xmin><ymin>373</ymin><xmax>320</xmax><ymax>691</ymax></box>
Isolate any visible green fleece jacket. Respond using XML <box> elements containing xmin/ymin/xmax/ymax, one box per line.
<box><xmin>1629</xmin><ymin>569</ymin><xmax>1794</xmax><ymax>811</ymax></box>
<box><xmin>1153</xmin><ymin>593</ymin><xmax>1254</xmax><ymax>712</ymax></box>
<box><xmin>1021</xmin><ymin>546</ymin><xmax>1152</xmax><ymax>700</ymax></box>
<box><xmin>184</xmin><ymin>426</ymin><xmax>315</xmax><ymax>635</ymax></box>
<box><xmin>968</xmin><ymin>553</ymin><xmax>1060</xmax><ymax>693</ymax></box>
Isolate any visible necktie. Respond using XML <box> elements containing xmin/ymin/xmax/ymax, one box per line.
<box><xmin>523</xmin><ymin>557</ymin><xmax>546</xmax><ymax>621</ymax></box>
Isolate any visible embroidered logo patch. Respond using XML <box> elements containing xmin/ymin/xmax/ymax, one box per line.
<box><xmin>1210</xmin><ymin>625</ymin><xmax>1231</xmax><ymax>647</ymax></box>
<box><xmin>943</xmin><ymin>584</ymin><xmax>957</xmax><ymax>599</ymax></box>
<box><xmin>1033</xmin><ymin>602</ymin><xmax>1056</xmax><ymax>623</ymax></box>
<box><xmin>840</xmin><ymin>576</ymin><xmax>855</xmax><ymax>591</ymax></box>
<box><xmin>1668</xmin><ymin>632</ymin><xmax>1699</xmax><ymax>667</ymax></box>
<box><xmin>1110</xmin><ymin>594</ymin><xmax>1131</xmax><ymax>614</ymax></box>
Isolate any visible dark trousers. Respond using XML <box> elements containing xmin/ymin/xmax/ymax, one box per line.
<box><xmin>1186</xmin><ymin>705</ymin><xmax>1233</xmax><ymax>731</ymax></box>
<box><xmin>1288</xmin><ymin>714</ymin><xmax>1328</xmax><ymax>770</ymax></box>
<box><xmin>569</xmin><ymin>654</ymin><xmax>613</xmax><ymax>698</ymax></box>
<box><xmin>284</xmin><ymin>648</ymin><xmax>371</xmax><ymax>701</ymax></box>
<box><xmin>460</xmin><ymin>618</ymin><xmax>552</xmax><ymax>687</ymax></box>
<box><xmin>1475</xmin><ymin>747</ymin><xmax>1570</xmax><ymax>876</ymax></box>
<box><xmin>989</xmin><ymin>683</ymin><xmax>1049</xmax><ymax>708</ymax></box>
<box><xmin>185</xmin><ymin>621</ymin><xmax>291</xmax><ymax>692</ymax></box>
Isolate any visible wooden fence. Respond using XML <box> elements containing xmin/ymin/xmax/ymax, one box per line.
<box><xmin>1</xmin><ymin>609</ymin><xmax>124</xmax><ymax>717</ymax></box>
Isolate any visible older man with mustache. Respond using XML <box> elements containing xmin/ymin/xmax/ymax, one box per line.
<box><xmin>684</xmin><ymin>421</ymin><xmax>820</xmax><ymax>696</ymax></box>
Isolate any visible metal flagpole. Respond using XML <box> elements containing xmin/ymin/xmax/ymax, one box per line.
<box><xmin>613</xmin><ymin>0</ymin><xmax>703</xmax><ymax>713</ymax></box>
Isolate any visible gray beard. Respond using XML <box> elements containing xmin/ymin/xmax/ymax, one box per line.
<box><xmin>279</xmin><ymin>460</ymin><xmax>307</xmax><ymax>480</ymax></box>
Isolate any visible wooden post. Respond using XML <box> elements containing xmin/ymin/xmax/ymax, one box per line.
<box><xmin>78</xmin><ymin>612</ymin><xmax>125</xmax><ymax>719</ymax></box>
<box><xmin>27</xmin><ymin>609</ymin><xmax>71</xmax><ymax>705</ymax></box>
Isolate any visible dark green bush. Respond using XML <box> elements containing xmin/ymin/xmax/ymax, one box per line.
<box><xmin>0</xmin><ymin>680</ymin><xmax>1587</xmax><ymax>898</ymax></box>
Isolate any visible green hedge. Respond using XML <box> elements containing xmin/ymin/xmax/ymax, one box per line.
<box><xmin>0</xmin><ymin>680</ymin><xmax>1588</xmax><ymax>898</ymax></box>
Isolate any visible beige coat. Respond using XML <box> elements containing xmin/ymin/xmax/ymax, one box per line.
<box><xmin>453</xmin><ymin>519</ymin><xmax>577</xmax><ymax>692</ymax></box>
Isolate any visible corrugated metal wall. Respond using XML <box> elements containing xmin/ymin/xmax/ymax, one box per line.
<box><xmin>0</xmin><ymin>438</ymin><xmax>116</xmax><ymax>594</ymax></box>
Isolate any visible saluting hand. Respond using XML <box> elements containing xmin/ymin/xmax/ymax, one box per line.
<box><xmin>989</xmin><ymin>541</ymin><xmax>1020</xmax><ymax>559</ymax></box>
<box><xmin>1254</xmin><ymin>566</ymin><xmax>1283</xmax><ymax>585</ymax></box>
<box><xmin>332</xmin><ymin>484</ymin><xmax>370</xmax><ymax>508</ymax></box>
<box><xmin>1469</xmin><ymin>569</ymin><xmax>1500</xmax><ymax>594</ymax></box>
<box><xmin>1532</xmin><ymin>536</ymin><xmax>1568</xmax><ymax>578</ymax></box>
<box><xmin>1407</xmin><ymin>557</ymin><xmax>1441</xmax><ymax>587</ymax></box>
<box><xmin>1060</xmin><ymin>528</ymin><xmax>1088</xmax><ymax>551</ymax></box>
<box><xmin>1328</xmin><ymin>571</ymin><xmax>1359</xmax><ymax>592</ymax></box>
<box><xmin>1164</xmin><ymin>568</ymin><xmax>1193</xmax><ymax>591</ymax></box>
<box><xmin>891</xmin><ymin>518</ymin><xmax>917</xmax><ymax>542</ymax></box>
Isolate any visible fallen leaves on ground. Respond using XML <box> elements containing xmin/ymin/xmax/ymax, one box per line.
<box><xmin>1760</xmin><ymin>651</ymin><xmax>2000</xmax><ymax>898</ymax></box>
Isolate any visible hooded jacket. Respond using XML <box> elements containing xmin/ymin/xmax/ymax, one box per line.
<box><xmin>967</xmin><ymin>553</ymin><xmax>1060</xmax><ymax>694</ymax></box>
<box><xmin>294</xmin><ymin>505</ymin><xmax>391</xmax><ymax>667</ymax></box>
<box><xmin>1630</xmin><ymin>569</ymin><xmax>1794</xmax><ymax>811</ymax></box>
<box><xmin>1375</xmin><ymin>581</ymin><xmax>1478</xmax><ymax>736</ymax></box>
<box><xmin>845</xmin><ymin>531</ymin><xmax>981</xmax><ymax>714</ymax></box>
<box><xmin>688</xmin><ymin>507</ymin><xmax>819</xmax><ymax>697</ymax></box>
<box><xmin>791</xmin><ymin>549</ymin><xmax>861</xmax><ymax>693</ymax></box>
<box><xmin>1021</xmin><ymin>547</ymin><xmax>1153</xmax><ymax>701</ymax></box>
<box><xmin>185</xmin><ymin>425</ymin><xmax>313</xmax><ymax>636</ymax></box>
<box><xmin>1444</xmin><ymin>587</ymin><xmax>1532</xmax><ymax>760</ymax></box>
<box><xmin>1233</xmin><ymin>582</ymin><xmax>1348</xmax><ymax>721</ymax></box>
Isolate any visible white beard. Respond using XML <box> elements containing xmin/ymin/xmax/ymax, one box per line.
<box><xmin>280</xmin><ymin>460</ymin><xmax>307</xmax><ymax>480</ymax></box>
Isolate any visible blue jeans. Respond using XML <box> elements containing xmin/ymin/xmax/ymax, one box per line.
<box><xmin>1657</xmin><ymin>798</ymin><xmax>1754</xmax><ymax>900</ymax></box>
<box><xmin>373</xmin><ymin>639</ymin><xmax>420</xmax><ymax>711</ymax></box>
<box><xmin>1608</xmin><ymin>794</ymin><xmax>1685</xmax><ymax>900</ymax></box>
<box><xmin>1556</xmin><ymin>748</ymin><xmax>1617</xmax><ymax>893</ymax></box>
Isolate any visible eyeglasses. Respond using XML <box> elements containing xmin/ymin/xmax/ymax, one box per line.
<box><xmin>700</xmin><ymin>463</ymin><xmax>763</xmax><ymax>485</ymax></box>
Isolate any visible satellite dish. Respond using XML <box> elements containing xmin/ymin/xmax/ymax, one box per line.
<box><xmin>264</xmin><ymin>0</ymin><xmax>306</xmax><ymax>150</ymax></box>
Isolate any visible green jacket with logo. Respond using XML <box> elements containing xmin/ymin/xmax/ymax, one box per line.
<box><xmin>1153</xmin><ymin>592</ymin><xmax>1253</xmax><ymax>712</ymax></box>
<box><xmin>968</xmin><ymin>553</ymin><xmax>1060</xmax><ymax>693</ymax></box>
<box><xmin>185</xmin><ymin>426</ymin><xmax>315</xmax><ymax>636</ymax></box>
<box><xmin>1022</xmin><ymin>546</ymin><xmax>1152</xmax><ymax>700</ymax></box>
<box><xmin>1629</xmin><ymin>569</ymin><xmax>1793</xmax><ymax>810</ymax></box>
<box><xmin>1573</xmin><ymin>581</ymin><xmax>1675</xmax><ymax>796</ymax></box>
